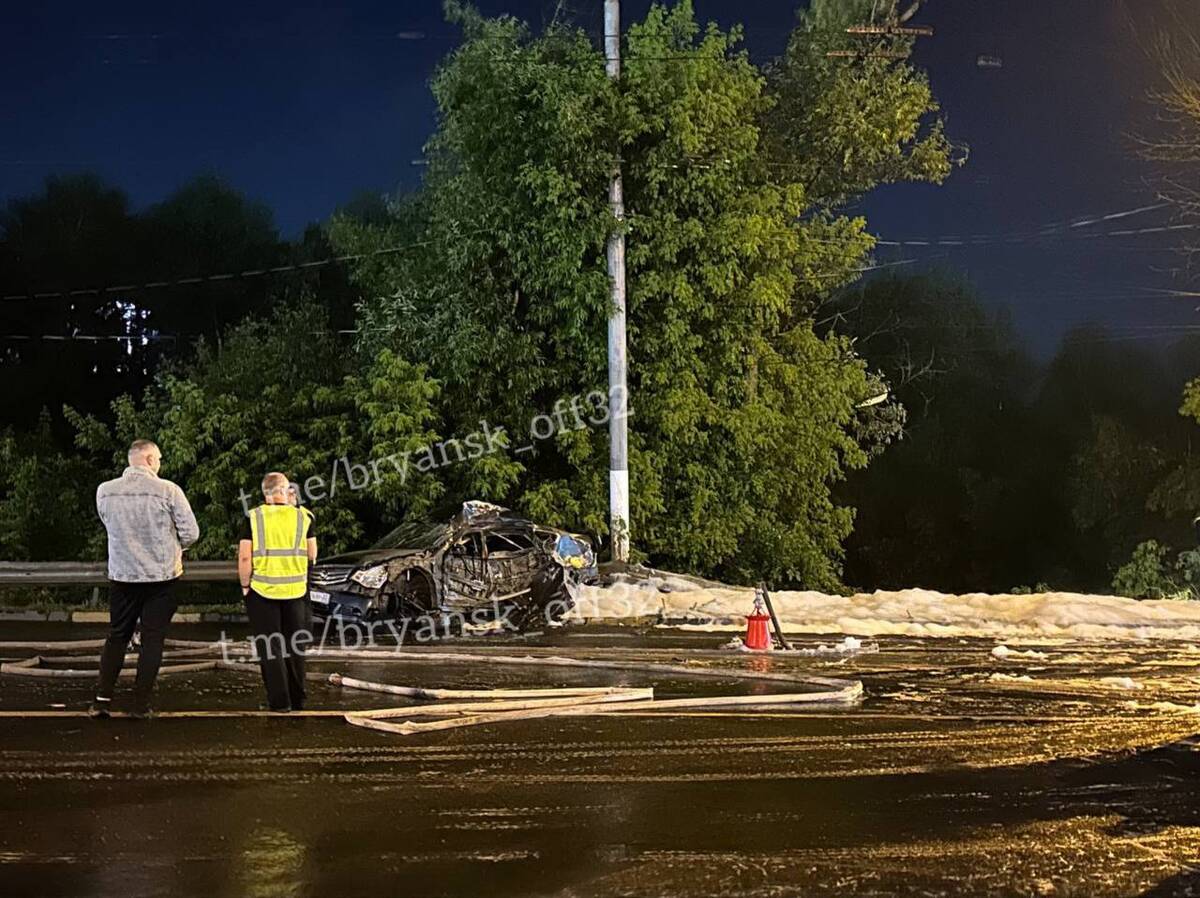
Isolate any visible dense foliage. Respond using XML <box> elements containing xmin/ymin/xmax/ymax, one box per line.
<box><xmin>837</xmin><ymin>275</ymin><xmax>1200</xmax><ymax>594</ymax></box>
<box><xmin>331</xmin><ymin>0</ymin><xmax>954</xmax><ymax>587</ymax></box>
<box><xmin>65</xmin><ymin>301</ymin><xmax>444</xmax><ymax>560</ymax></box>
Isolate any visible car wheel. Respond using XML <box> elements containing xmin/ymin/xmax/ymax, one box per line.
<box><xmin>511</xmin><ymin>566</ymin><xmax>573</xmax><ymax>632</ymax></box>
<box><xmin>384</xmin><ymin>570</ymin><xmax>436</xmax><ymax>622</ymax></box>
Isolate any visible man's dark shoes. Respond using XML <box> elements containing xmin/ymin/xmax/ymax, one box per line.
<box><xmin>129</xmin><ymin>705</ymin><xmax>153</xmax><ymax>721</ymax></box>
<box><xmin>88</xmin><ymin>698</ymin><xmax>112</xmax><ymax>719</ymax></box>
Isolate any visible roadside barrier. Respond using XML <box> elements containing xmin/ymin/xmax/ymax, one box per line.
<box><xmin>0</xmin><ymin>561</ymin><xmax>235</xmax><ymax>586</ymax></box>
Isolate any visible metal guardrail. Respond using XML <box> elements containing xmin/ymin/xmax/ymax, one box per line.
<box><xmin>0</xmin><ymin>561</ymin><xmax>238</xmax><ymax>586</ymax></box>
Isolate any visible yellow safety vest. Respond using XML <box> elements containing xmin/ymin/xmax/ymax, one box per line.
<box><xmin>249</xmin><ymin>504</ymin><xmax>313</xmax><ymax>600</ymax></box>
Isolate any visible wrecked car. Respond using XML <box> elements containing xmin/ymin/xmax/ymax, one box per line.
<box><xmin>307</xmin><ymin>501</ymin><xmax>597</xmax><ymax>633</ymax></box>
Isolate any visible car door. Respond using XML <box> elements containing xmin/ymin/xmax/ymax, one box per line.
<box><xmin>438</xmin><ymin>530</ymin><xmax>491</xmax><ymax>612</ymax></box>
<box><xmin>482</xmin><ymin>527</ymin><xmax>540</xmax><ymax>601</ymax></box>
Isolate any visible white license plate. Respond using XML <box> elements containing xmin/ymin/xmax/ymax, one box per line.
<box><xmin>309</xmin><ymin>590</ymin><xmax>330</xmax><ymax>605</ymax></box>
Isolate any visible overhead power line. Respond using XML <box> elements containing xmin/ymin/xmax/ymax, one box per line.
<box><xmin>0</xmin><ymin>204</ymin><xmax>1188</xmax><ymax>304</ymax></box>
<box><xmin>1062</xmin><ymin>202</ymin><xmax>1171</xmax><ymax>229</ymax></box>
<box><xmin>0</xmin><ymin>234</ymin><xmax>463</xmax><ymax>303</ymax></box>
<box><xmin>0</xmin><ymin>328</ymin><xmax>379</xmax><ymax>344</ymax></box>
<box><xmin>873</xmin><ymin>202</ymin><xmax>1194</xmax><ymax>248</ymax></box>
<box><xmin>876</xmin><ymin>222</ymin><xmax>1199</xmax><ymax>248</ymax></box>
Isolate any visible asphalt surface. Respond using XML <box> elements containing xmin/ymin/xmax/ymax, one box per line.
<box><xmin>3</xmin><ymin>624</ymin><xmax>1200</xmax><ymax>897</ymax></box>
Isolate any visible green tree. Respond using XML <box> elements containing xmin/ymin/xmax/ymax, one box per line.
<box><xmin>1069</xmin><ymin>414</ymin><xmax>1170</xmax><ymax>575</ymax></box>
<box><xmin>1111</xmin><ymin>539</ymin><xmax>1200</xmax><ymax>601</ymax></box>
<box><xmin>0</xmin><ymin>412</ymin><xmax>100</xmax><ymax>561</ymax></box>
<box><xmin>1042</xmin><ymin>328</ymin><xmax>1191</xmax><ymax>587</ymax></box>
<box><xmin>0</xmin><ymin>174</ymin><xmax>295</xmax><ymax>426</ymax></box>
<box><xmin>137</xmin><ymin>174</ymin><xmax>286</xmax><ymax>343</ymax></box>
<box><xmin>764</xmin><ymin>0</ymin><xmax>958</xmax><ymax>207</ymax></box>
<box><xmin>67</xmin><ymin>300</ymin><xmax>444</xmax><ymax>560</ymax></box>
<box><xmin>834</xmin><ymin>274</ymin><xmax>1050</xmax><ymax>591</ymax></box>
<box><xmin>1138</xmin><ymin>7</ymin><xmax>1200</xmax><ymax>253</ymax></box>
<box><xmin>0</xmin><ymin>175</ymin><xmax>143</xmax><ymax>422</ymax></box>
<box><xmin>1148</xmin><ymin>370</ymin><xmax>1200</xmax><ymax>535</ymax></box>
<box><xmin>333</xmin><ymin>0</ymin><xmax>958</xmax><ymax>587</ymax></box>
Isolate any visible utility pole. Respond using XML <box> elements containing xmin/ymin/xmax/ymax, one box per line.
<box><xmin>604</xmin><ymin>0</ymin><xmax>631</xmax><ymax>563</ymax></box>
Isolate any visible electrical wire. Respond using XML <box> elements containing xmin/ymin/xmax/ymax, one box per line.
<box><xmin>0</xmin><ymin>328</ymin><xmax>379</xmax><ymax>344</ymax></box>
<box><xmin>0</xmin><ymin>233</ymin><xmax>473</xmax><ymax>303</ymax></box>
<box><xmin>0</xmin><ymin>205</ymin><xmax>1190</xmax><ymax>304</ymax></box>
<box><xmin>874</xmin><ymin>222</ymin><xmax>1198</xmax><ymax>248</ymax></box>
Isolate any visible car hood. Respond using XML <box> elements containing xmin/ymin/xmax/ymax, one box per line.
<box><xmin>315</xmin><ymin>547</ymin><xmax>425</xmax><ymax>568</ymax></box>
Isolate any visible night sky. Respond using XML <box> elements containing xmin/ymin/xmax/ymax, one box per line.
<box><xmin>2</xmin><ymin>0</ymin><xmax>1194</xmax><ymax>354</ymax></box>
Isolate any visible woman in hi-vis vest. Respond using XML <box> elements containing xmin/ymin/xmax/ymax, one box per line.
<box><xmin>237</xmin><ymin>472</ymin><xmax>317</xmax><ymax>712</ymax></box>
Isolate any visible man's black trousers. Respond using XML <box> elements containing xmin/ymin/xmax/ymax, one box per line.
<box><xmin>244</xmin><ymin>590</ymin><xmax>311</xmax><ymax>711</ymax></box>
<box><xmin>96</xmin><ymin>579</ymin><xmax>179</xmax><ymax>710</ymax></box>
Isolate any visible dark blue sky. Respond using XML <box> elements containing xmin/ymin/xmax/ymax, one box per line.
<box><xmin>1</xmin><ymin>0</ymin><xmax>1194</xmax><ymax>353</ymax></box>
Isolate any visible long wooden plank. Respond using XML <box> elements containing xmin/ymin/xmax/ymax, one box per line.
<box><xmin>329</xmin><ymin>672</ymin><xmax>640</xmax><ymax>700</ymax></box>
<box><xmin>347</xmin><ymin>688</ymin><xmax>653</xmax><ymax>721</ymax></box>
<box><xmin>309</xmin><ymin>648</ymin><xmax>861</xmax><ymax>693</ymax></box>
<box><xmin>344</xmin><ymin>687</ymin><xmax>862</xmax><ymax>736</ymax></box>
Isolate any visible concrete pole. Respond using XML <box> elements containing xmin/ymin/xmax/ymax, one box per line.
<box><xmin>604</xmin><ymin>0</ymin><xmax>630</xmax><ymax>563</ymax></box>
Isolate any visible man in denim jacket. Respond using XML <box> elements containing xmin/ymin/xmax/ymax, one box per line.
<box><xmin>91</xmin><ymin>439</ymin><xmax>199</xmax><ymax>718</ymax></box>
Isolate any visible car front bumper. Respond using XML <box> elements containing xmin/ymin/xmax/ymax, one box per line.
<box><xmin>308</xmin><ymin>587</ymin><xmax>372</xmax><ymax>620</ymax></box>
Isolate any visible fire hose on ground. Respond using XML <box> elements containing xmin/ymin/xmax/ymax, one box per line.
<box><xmin>0</xmin><ymin>639</ymin><xmax>865</xmax><ymax>730</ymax></box>
<box><xmin>0</xmin><ymin>639</ymin><xmax>238</xmax><ymax>679</ymax></box>
<box><xmin>326</xmin><ymin>650</ymin><xmax>863</xmax><ymax>735</ymax></box>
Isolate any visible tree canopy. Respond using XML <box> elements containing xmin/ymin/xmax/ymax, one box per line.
<box><xmin>331</xmin><ymin>0</ymin><xmax>957</xmax><ymax>587</ymax></box>
<box><xmin>67</xmin><ymin>299</ymin><xmax>444</xmax><ymax>560</ymax></box>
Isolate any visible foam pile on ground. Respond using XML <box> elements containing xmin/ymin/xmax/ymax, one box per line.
<box><xmin>793</xmin><ymin>636</ymin><xmax>879</xmax><ymax>656</ymax></box>
<box><xmin>992</xmin><ymin>645</ymin><xmax>1049</xmax><ymax>661</ymax></box>
<box><xmin>1125</xmin><ymin>700</ymin><xmax>1200</xmax><ymax>714</ymax></box>
<box><xmin>1100</xmin><ymin>676</ymin><xmax>1144</xmax><ymax>691</ymax></box>
<box><xmin>571</xmin><ymin>571</ymin><xmax>1200</xmax><ymax>641</ymax></box>
<box><xmin>718</xmin><ymin>635</ymin><xmax>877</xmax><ymax>656</ymax></box>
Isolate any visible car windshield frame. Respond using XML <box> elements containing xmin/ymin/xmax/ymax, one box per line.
<box><xmin>371</xmin><ymin>521</ymin><xmax>449</xmax><ymax>551</ymax></box>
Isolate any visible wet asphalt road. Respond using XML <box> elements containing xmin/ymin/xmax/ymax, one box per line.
<box><xmin>4</xmin><ymin>625</ymin><xmax>1200</xmax><ymax>897</ymax></box>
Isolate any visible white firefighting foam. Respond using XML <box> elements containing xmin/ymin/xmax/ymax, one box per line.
<box><xmin>570</xmin><ymin>572</ymin><xmax>1200</xmax><ymax>642</ymax></box>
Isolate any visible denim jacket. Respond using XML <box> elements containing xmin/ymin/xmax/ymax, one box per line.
<box><xmin>96</xmin><ymin>466</ymin><xmax>200</xmax><ymax>583</ymax></box>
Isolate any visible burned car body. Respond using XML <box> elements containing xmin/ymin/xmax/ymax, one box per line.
<box><xmin>307</xmin><ymin>501</ymin><xmax>597</xmax><ymax>632</ymax></box>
